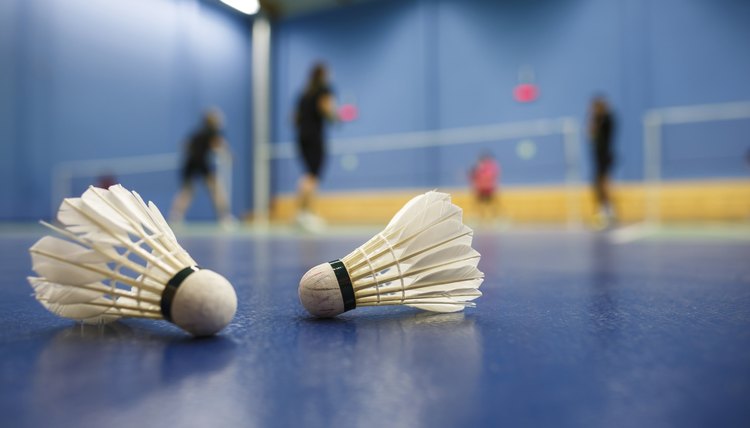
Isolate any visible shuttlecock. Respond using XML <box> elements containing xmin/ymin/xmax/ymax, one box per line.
<box><xmin>28</xmin><ymin>185</ymin><xmax>237</xmax><ymax>336</ymax></box>
<box><xmin>298</xmin><ymin>191</ymin><xmax>483</xmax><ymax>317</ymax></box>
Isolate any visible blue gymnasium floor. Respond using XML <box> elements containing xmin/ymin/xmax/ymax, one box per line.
<box><xmin>1</xmin><ymin>227</ymin><xmax>749</xmax><ymax>428</ymax></box>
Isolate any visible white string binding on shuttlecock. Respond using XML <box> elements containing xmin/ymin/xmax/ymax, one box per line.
<box><xmin>318</xmin><ymin>191</ymin><xmax>483</xmax><ymax>315</ymax></box>
<box><xmin>377</xmin><ymin>232</ymin><xmax>405</xmax><ymax>304</ymax></box>
<box><xmin>356</xmin><ymin>247</ymin><xmax>381</xmax><ymax>304</ymax></box>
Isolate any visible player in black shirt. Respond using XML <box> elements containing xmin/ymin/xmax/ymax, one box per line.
<box><xmin>589</xmin><ymin>96</ymin><xmax>616</xmax><ymax>227</ymax></box>
<box><xmin>170</xmin><ymin>109</ymin><xmax>234</xmax><ymax>226</ymax></box>
<box><xmin>294</xmin><ymin>63</ymin><xmax>338</xmax><ymax>230</ymax></box>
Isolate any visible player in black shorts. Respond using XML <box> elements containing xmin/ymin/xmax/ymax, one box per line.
<box><xmin>294</xmin><ymin>63</ymin><xmax>338</xmax><ymax>230</ymax></box>
<box><xmin>589</xmin><ymin>95</ymin><xmax>616</xmax><ymax>228</ymax></box>
<box><xmin>170</xmin><ymin>109</ymin><xmax>234</xmax><ymax>226</ymax></box>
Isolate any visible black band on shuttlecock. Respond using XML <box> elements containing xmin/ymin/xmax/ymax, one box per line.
<box><xmin>161</xmin><ymin>266</ymin><xmax>200</xmax><ymax>322</ymax></box>
<box><xmin>329</xmin><ymin>259</ymin><xmax>356</xmax><ymax>312</ymax></box>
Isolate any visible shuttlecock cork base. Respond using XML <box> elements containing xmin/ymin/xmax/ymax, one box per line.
<box><xmin>160</xmin><ymin>267</ymin><xmax>237</xmax><ymax>336</ymax></box>
<box><xmin>299</xmin><ymin>260</ymin><xmax>356</xmax><ymax>317</ymax></box>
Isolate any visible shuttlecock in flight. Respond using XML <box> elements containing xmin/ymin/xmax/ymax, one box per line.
<box><xmin>28</xmin><ymin>185</ymin><xmax>237</xmax><ymax>336</ymax></box>
<box><xmin>299</xmin><ymin>191</ymin><xmax>483</xmax><ymax>317</ymax></box>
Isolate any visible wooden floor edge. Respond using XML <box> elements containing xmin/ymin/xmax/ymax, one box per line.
<box><xmin>265</xmin><ymin>180</ymin><xmax>750</xmax><ymax>223</ymax></box>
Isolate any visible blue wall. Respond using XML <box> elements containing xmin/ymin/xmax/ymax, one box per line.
<box><xmin>0</xmin><ymin>0</ymin><xmax>252</xmax><ymax>221</ymax></box>
<box><xmin>2</xmin><ymin>0</ymin><xmax>749</xmax><ymax>220</ymax></box>
<box><xmin>270</xmin><ymin>0</ymin><xmax>750</xmax><ymax>195</ymax></box>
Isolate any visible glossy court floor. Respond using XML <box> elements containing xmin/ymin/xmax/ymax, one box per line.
<box><xmin>1</xmin><ymin>226</ymin><xmax>749</xmax><ymax>428</ymax></box>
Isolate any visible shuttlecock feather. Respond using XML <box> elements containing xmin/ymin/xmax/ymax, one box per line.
<box><xmin>28</xmin><ymin>185</ymin><xmax>237</xmax><ymax>336</ymax></box>
<box><xmin>298</xmin><ymin>191</ymin><xmax>483</xmax><ymax>317</ymax></box>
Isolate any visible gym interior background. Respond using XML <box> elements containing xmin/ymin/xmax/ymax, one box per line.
<box><xmin>1</xmin><ymin>0</ymin><xmax>748</xmax><ymax>225</ymax></box>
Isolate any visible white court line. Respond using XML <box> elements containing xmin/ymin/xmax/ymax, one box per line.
<box><xmin>608</xmin><ymin>223</ymin><xmax>655</xmax><ymax>244</ymax></box>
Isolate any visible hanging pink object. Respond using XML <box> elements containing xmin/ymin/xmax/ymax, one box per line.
<box><xmin>513</xmin><ymin>83</ymin><xmax>539</xmax><ymax>103</ymax></box>
<box><xmin>338</xmin><ymin>104</ymin><xmax>359</xmax><ymax>122</ymax></box>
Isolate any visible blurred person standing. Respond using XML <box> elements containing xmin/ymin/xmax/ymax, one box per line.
<box><xmin>470</xmin><ymin>151</ymin><xmax>501</xmax><ymax>224</ymax></box>
<box><xmin>589</xmin><ymin>96</ymin><xmax>616</xmax><ymax>228</ymax></box>
<box><xmin>294</xmin><ymin>62</ymin><xmax>338</xmax><ymax>231</ymax></box>
<box><xmin>170</xmin><ymin>109</ymin><xmax>235</xmax><ymax>227</ymax></box>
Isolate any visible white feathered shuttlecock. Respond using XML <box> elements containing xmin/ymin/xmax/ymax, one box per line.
<box><xmin>28</xmin><ymin>184</ymin><xmax>237</xmax><ymax>336</ymax></box>
<box><xmin>298</xmin><ymin>191</ymin><xmax>483</xmax><ymax>317</ymax></box>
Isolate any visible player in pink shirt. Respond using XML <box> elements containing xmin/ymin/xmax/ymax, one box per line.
<box><xmin>470</xmin><ymin>152</ymin><xmax>500</xmax><ymax>223</ymax></box>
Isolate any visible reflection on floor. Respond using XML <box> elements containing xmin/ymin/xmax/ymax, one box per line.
<box><xmin>1</xmin><ymin>226</ymin><xmax>749</xmax><ymax>427</ymax></box>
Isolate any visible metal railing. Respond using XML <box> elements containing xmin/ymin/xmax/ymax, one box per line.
<box><xmin>643</xmin><ymin>101</ymin><xmax>750</xmax><ymax>223</ymax></box>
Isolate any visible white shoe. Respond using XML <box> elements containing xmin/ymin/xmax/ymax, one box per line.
<box><xmin>296</xmin><ymin>211</ymin><xmax>325</xmax><ymax>233</ymax></box>
<box><xmin>220</xmin><ymin>215</ymin><xmax>238</xmax><ymax>231</ymax></box>
<box><xmin>594</xmin><ymin>209</ymin><xmax>617</xmax><ymax>231</ymax></box>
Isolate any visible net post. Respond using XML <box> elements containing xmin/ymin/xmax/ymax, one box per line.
<box><xmin>643</xmin><ymin>111</ymin><xmax>661</xmax><ymax>225</ymax></box>
<box><xmin>563</xmin><ymin>117</ymin><xmax>582</xmax><ymax>229</ymax></box>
